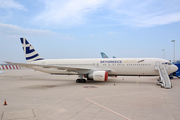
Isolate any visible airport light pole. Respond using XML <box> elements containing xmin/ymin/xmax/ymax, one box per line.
<box><xmin>171</xmin><ymin>40</ymin><xmax>175</xmax><ymax>62</ymax></box>
<box><xmin>162</xmin><ymin>49</ymin><xmax>165</xmax><ymax>59</ymax></box>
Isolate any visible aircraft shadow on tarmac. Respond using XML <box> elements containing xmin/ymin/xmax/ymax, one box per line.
<box><xmin>20</xmin><ymin>78</ymin><xmax>157</xmax><ymax>90</ymax></box>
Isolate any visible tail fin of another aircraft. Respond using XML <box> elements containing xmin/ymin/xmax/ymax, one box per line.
<box><xmin>100</xmin><ymin>52</ymin><xmax>109</xmax><ymax>58</ymax></box>
<box><xmin>20</xmin><ymin>38</ymin><xmax>44</xmax><ymax>62</ymax></box>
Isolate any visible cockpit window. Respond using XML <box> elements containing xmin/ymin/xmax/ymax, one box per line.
<box><xmin>168</xmin><ymin>62</ymin><xmax>172</xmax><ymax>65</ymax></box>
<box><xmin>162</xmin><ymin>62</ymin><xmax>173</xmax><ymax>65</ymax></box>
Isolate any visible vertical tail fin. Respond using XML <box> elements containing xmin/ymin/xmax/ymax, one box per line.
<box><xmin>20</xmin><ymin>38</ymin><xmax>44</xmax><ymax>62</ymax></box>
<box><xmin>100</xmin><ymin>52</ymin><xmax>109</xmax><ymax>58</ymax></box>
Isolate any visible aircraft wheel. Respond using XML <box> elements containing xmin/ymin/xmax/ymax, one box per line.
<box><xmin>170</xmin><ymin>76</ymin><xmax>173</xmax><ymax>79</ymax></box>
<box><xmin>80</xmin><ymin>79</ymin><xmax>83</xmax><ymax>83</ymax></box>
<box><xmin>76</xmin><ymin>79</ymin><xmax>86</xmax><ymax>83</ymax></box>
<box><xmin>76</xmin><ymin>79</ymin><xmax>80</xmax><ymax>83</ymax></box>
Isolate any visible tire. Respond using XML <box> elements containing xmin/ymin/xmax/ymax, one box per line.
<box><xmin>76</xmin><ymin>79</ymin><xmax>80</xmax><ymax>83</ymax></box>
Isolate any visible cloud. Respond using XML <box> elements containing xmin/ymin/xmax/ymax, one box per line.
<box><xmin>134</xmin><ymin>12</ymin><xmax>180</xmax><ymax>27</ymax></box>
<box><xmin>34</xmin><ymin>0</ymin><xmax>180</xmax><ymax>28</ymax></box>
<box><xmin>89</xmin><ymin>34</ymin><xmax>94</xmax><ymax>37</ymax></box>
<box><xmin>0</xmin><ymin>23</ymin><xmax>54</xmax><ymax>36</ymax></box>
<box><xmin>106</xmin><ymin>0</ymin><xmax>180</xmax><ymax>27</ymax></box>
<box><xmin>35</xmin><ymin>0</ymin><xmax>106</xmax><ymax>26</ymax></box>
<box><xmin>58</xmin><ymin>36</ymin><xmax>74</xmax><ymax>40</ymax></box>
<box><xmin>0</xmin><ymin>0</ymin><xmax>26</xmax><ymax>10</ymax></box>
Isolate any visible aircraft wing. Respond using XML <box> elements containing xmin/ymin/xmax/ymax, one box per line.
<box><xmin>6</xmin><ymin>62</ymin><xmax>111</xmax><ymax>74</ymax></box>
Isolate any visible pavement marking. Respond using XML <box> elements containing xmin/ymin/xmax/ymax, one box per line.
<box><xmin>88</xmin><ymin>90</ymin><xmax>157</xmax><ymax>99</ymax></box>
<box><xmin>1</xmin><ymin>112</ymin><xmax>4</xmax><ymax>120</ymax></box>
<box><xmin>67</xmin><ymin>103</ymin><xmax>92</xmax><ymax>120</ymax></box>
<box><xmin>156</xmin><ymin>88</ymin><xmax>176</xmax><ymax>120</ymax></box>
<box><xmin>2</xmin><ymin>110</ymin><xmax>35</xmax><ymax>120</ymax></box>
<box><xmin>85</xmin><ymin>98</ymin><xmax>131</xmax><ymax>120</ymax></box>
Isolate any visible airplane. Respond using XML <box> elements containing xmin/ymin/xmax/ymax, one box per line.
<box><xmin>100</xmin><ymin>52</ymin><xmax>116</xmax><ymax>58</ymax></box>
<box><xmin>6</xmin><ymin>38</ymin><xmax>178</xmax><ymax>83</ymax></box>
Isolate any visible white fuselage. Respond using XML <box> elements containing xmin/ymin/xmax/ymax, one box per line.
<box><xmin>27</xmin><ymin>58</ymin><xmax>178</xmax><ymax>76</ymax></box>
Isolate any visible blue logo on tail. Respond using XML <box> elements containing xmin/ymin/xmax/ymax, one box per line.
<box><xmin>20</xmin><ymin>38</ymin><xmax>44</xmax><ymax>62</ymax></box>
<box><xmin>101</xmin><ymin>52</ymin><xmax>109</xmax><ymax>58</ymax></box>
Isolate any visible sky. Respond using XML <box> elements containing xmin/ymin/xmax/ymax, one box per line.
<box><xmin>0</xmin><ymin>0</ymin><xmax>180</xmax><ymax>64</ymax></box>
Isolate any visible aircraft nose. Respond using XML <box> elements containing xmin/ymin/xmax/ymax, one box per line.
<box><xmin>172</xmin><ymin>65</ymin><xmax>178</xmax><ymax>73</ymax></box>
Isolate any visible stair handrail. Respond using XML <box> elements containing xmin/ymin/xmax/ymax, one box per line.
<box><xmin>157</xmin><ymin>66</ymin><xmax>166</xmax><ymax>87</ymax></box>
<box><xmin>164</xmin><ymin>66</ymin><xmax>172</xmax><ymax>87</ymax></box>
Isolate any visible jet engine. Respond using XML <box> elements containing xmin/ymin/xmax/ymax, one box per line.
<box><xmin>85</xmin><ymin>71</ymin><xmax>108</xmax><ymax>81</ymax></box>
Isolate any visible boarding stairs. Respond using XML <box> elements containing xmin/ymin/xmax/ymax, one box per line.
<box><xmin>156</xmin><ymin>65</ymin><xmax>172</xmax><ymax>89</ymax></box>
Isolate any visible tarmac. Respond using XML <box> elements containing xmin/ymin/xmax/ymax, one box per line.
<box><xmin>0</xmin><ymin>68</ymin><xmax>180</xmax><ymax>120</ymax></box>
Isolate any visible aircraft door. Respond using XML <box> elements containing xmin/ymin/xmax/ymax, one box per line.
<box><xmin>155</xmin><ymin>61</ymin><xmax>160</xmax><ymax>67</ymax></box>
<box><xmin>155</xmin><ymin>61</ymin><xmax>161</xmax><ymax>70</ymax></box>
<box><xmin>96</xmin><ymin>63</ymin><xmax>99</xmax><ymax>67</ymax></box>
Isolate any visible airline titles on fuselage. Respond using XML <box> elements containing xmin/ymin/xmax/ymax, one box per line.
<box><xmin>100</xmin><ymin>60</ymin><xmax>122</xmax><ymax>63</ymax></box>
<box><xmin>100</xmin><ymin>60</ymin><xmax>144</xmax><ymax>64</ymax></box>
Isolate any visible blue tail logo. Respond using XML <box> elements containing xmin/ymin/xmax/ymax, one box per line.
<box><xmin>101</xmin><ymin>52</ymin><xmax>109</xmax><ymax>58</ymax></box>
<box><xmin>20</xmin><ymin>38</ymin><xmax>44</xmax><ymax>62</ymax></box>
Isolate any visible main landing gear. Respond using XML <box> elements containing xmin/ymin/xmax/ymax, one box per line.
<box><xmin>76</xmin><ymin>75</ymin><xmax>86</xmax><ymax>83</ymax></box>
<box><xmin>76</xmin><ymin>79</ymin><xmax>86</xmax><ymax>83</ymax></box>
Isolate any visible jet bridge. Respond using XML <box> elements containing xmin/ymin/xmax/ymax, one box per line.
<box><xmin>155</xmin><ymin>62</ymin><xmax>172</xmax><ymax>89</ymax></box>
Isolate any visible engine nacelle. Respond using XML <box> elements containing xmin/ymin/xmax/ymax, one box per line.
<box><xmin>86</xmin><ymin>71</ymin><xmax>108</xmax><ymax>81</ymax></box>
